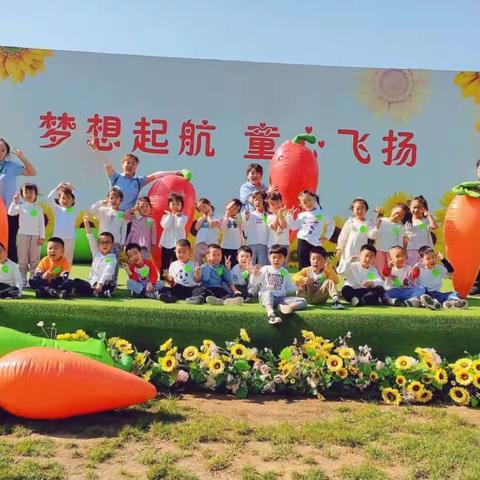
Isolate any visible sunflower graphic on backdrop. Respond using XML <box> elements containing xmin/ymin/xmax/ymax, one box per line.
<box><xmin>453</xmin><ymin>72</ymin><xmax>480</xmax><ymax>133</ymax></box>
<box><xmin>0</xmin><ymin>47</ymin><xmax>53</xmax><ymax>83</ymax></box>
<box><xmin>357</xmin><ymin>69</ymin><xmax>429</xmax><ymax>122</ymax></box>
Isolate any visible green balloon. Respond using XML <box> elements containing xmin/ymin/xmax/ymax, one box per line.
<box><xmin>181</xmin><ymin>169</ymin><xmax>192</xmax><ymax>181</ymax></box>
<box><xmin>66</xmin><ymin>207</ymin><xmax>74</xmax><ymax>214</ymax></box>
<box><xmin>367</xmin><ymin>272</ymin><xmax>375</xmax><ymax>280</ymax></box>
<box><xmin>432</xmin><ymin>267</ymin><xmax>441</xmax><ymax>277</ymax></box>
<box><xmin>315</xmin><ymin>213</ymin><xmax>324</xmax><ymax>221</ymax></box>
<box><xmin>1</xmin><ymin>264</ymin><xmax>9</xmax><ymax>273</ymax></box>
<box><xmin>184</xmin><ymin>264</ymin><xmax>193</xmax><ymax>273</ymax></box>
<box><xmin>359</xmin><ymin>225</ymin><xmax>368</xmax><ymax>234</ymax></box>
<box><xmin>30</xmin><ymin>209</ymin><xmax>38</xmax><ymax>217</ymax></box>
<box><xmin>140</xmin><ymin>266</ymin><xmax>150</xmax><ymax>277</ymax></box>
<box><xmin>215</xmin><ymin>266</ymin><xmax>224</xmax><ymax>276</ymax></box>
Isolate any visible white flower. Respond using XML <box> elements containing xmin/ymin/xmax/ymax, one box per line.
<box><xmin>36</xmin><ymin>321</ymin><xmax>44</xmax><ymax>327</ymax></box>
<box><xmin>375</xmin><ymin>361</ymin><xmax>385</xmax><ymax>370</ymax></box>
<box><xmin>273</xmin><ymin>374</ymin><xmax>283</xmax><ymax>384</ymax></box>
<box><xmin>205</xmin><ymin>377</ymin><xmax>216</xmax><ymax>390</ymax></box>
<box><xmin>176</xmin><ymin>370</ymin><xmax>189</xmax><ymax>383</ymax></box>
<box><xmin>260</xmin><ymin>364</ymin><xmax>271</xmax><ymax>376</ymax></box>
<box><xmin>262</xmin><ymin>382</ymin><xmax>276</xmax><ymax>393</ymax></box>
<box><xmin>253</xmin><ymin>360</ymin><xmax>262</xmax><ymax>371</ymax></box>
<box><xmin>51</xmin><ymin>323</ymin><xmax>56</xmax><ymax>327</ymax></box>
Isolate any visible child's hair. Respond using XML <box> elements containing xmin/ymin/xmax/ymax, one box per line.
<box><xmin>360</xmin><ymin>244</ymin><xmax>377</xmax><ymax>255</ymax></box>
<box><xmin>196</xmin><ymin>197</ymin><xmax>215</xmax><ymax>213</ymax></box>
<box><xmin>246</xmin><ymin>163</ymin><xmax>263</xmax><ymax>175</ymax></box>
<box><xmin>228</xmin><ymin>198</ymin><xmax>243</xmax><ymax>212</ymax></box>
<box><xmin>56</xmin><ymin>184</ymin><xmax>76</xmax><ymax>206</ymax></box>
<box><xmin>207</xmin><ymin>243</ymin><xmax>222</xmax><ymax>252</ymax></box>
<box><xmin>176</xmin><ymin>239</ymin><xmax>191</xmax><ymax>249</ymax></box>
<box><xmin>391</xmin><ymin>203</ymin><xmax>411</xmax><ymax>224</ymax></box>
<box><xmin>108</xmin><ymin>186</ymin><xmax>124</xmax><ymax>201</ymax></box>
<box><xmin>309</xmin><ymin>246</ymin><xmax>327</xmax><ymax>259</ymax></box>
<box><xmin>389</xmin><ymin>245</ymin><xmax>406</xmax><ymax>255</ymax></box>
<box><xmin>269</xmin><ymin>244</ymin><xmax>288</xmax><ymax>257</ymax></box>
<box><xmin>237</xmin><ymin>245</ymin><xmax>253</xmax><ymax>256</ymax></box>
<box><xmin>298</xmin><ymin>190</ymin><xmax>321</xmax><ymax>209</ymax></box>
<box><xmin>0</xmin><ymin>241</ymin><xmax>6</xmax><ymax>251</ymax></box>
<box><xmin>48</xmin><ymin>237</ymin><xmax>65</xmax><ymax>248</ymax></box>
<box><xmin>136</xmin><ymin>196</ymin><xmax>152</xmax><ymax>207</ymax></box>
<box><xmin>98</xmin><ymin>231</ymin><xmax>114</xmax><ymax>242</ymax></box>
<box><xmin>0</xmin><ymin>138</ymin><xmax>11</xmax><ymax>156</ymax></box>
<box><xmin>350</xmin><ymin>197</ymin><xmax>369</xmax><ymax>211</ymax></box>
<box><xmin>122</xmin><ymin>153</ymin><xmax>140</xmax><ymax>165</ymax></box>
<box><xmin>410</xmin><ymin>195</ymin><xmax>429</xmax><ymax>211</ymax></box>
<box><xmin>168</xmin><ymin>192</ymin><xmax>184</xmax><ymax>208</ymax></box>
<box><xmin>418</xmin><ymin>245</ymin><xmax>435</xmax><ymax>257</ymax></box>
<box><xmin>125</xmin><ymin>242</ymin><xmax>142</xmax><ymax>254</ymax></box>
<box><xmin>21</xmin><ymin>182</ymin><xmax>39</xmax><ymax>200</ymax></box>
<box><xmin>267</xmin><ymin>192</ymin><xmax>283</xmax><ymax>202</ymax></box>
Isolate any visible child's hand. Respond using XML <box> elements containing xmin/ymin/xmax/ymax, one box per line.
<box><xmin>37</xmin><ymin>238</ymin><xmax>44</xmax><ymax>246</ymax></box>
<box><xmin>121</xmin><ymin>262</ymin><xmax>129</xmax><ymax>271</ymax></box>
<box><xmin>374</xmin><ymin>207</ymin><xmax>383</xmax><ymax>218</ymax></box>
<box><xmin>306</xmin><ymin>277</ymin><xmax>316</xmax><ymax>288</ymax></box>
<box><xmin>42</xmin><ymin>271</ymin><xmax>52</xmax><ymax>280</ymax></box>
<box><xmin>363</xmin><ymin>281</ymin><xmax>374</xmax><ymax>288</ymax></box>
<box><xmin>194</xmin><ymin>263</ymin><xmax>202</xmax><ymax>278</ymax></box>
<box><xmin>13</xmin><ymin>148</ymin><xmax>26</xmax><ymax>161</ymax></box>
<box><xmin>162</xmin><ymin>269</ymin><xmax>172</xmax><ymax>281</ymax></box>
<box><xmin>375</xmin><ymin>217</ymin><xmax>382</xmax><ymax>229</ymax></box>
<box><xmin>244</xmin><ymin>210</ymin><xmax>250</xmax><ymax>222</ymax></box>
<box><xmin>224</xmin><ymin>256</ymin><xmax>232</xmax><ymax>270</ymax></box>
<box><xmin>319</xmin><ymin>235</ymin><xmax>327</xmax><ymax>243</ymax></box>
<box><xmin>267</xmin><ymin>184</ymin><xmax>278</xmax><ymax>194</ymax></box>
<box><xmin>87</xmin><ymin>135</ymin><xmax>98</xmax><ymax>151</ymax></box>
<box><xmin>13</xmin><ymin>192</ymin><xmax>21</xmax><ymax>203</ymax></box>
<box><xmin>349</xmin><ymin>255</ymin><xmax>359</xmax><ymax>262</ymax></box>
<box><xmin>146</xmin><ymin>282</ymin><xmax>154</xmax><ymax>293</ymax></box>
<box><xmin>436</xmin><ymin>251</ymin><xmax>443</xmax><ymax>261</ymax></box>
<box><xmin>94</xmin><ymin>283</ymin><xmax>103</xmax><ymax>294</ymax></box>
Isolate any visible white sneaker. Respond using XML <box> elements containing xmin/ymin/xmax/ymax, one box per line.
<box><xmin>350</xmin><ymin>297</ymin><xmax>360</xmax><ymax>307</ymax></box>
<box><xmin>278</xmin><ymin>303</ymin><xmax>293</xmax><ymax>315</ymax></box>
<box><xmin>223</xmin><ymin>296</ymin><xmax>244</xmax><ymax>306</ymax></box>
<box><xmin>268</xmin><ymin>314</ymin><xmax>282</xmax><ymax>325</ymax></box>
<box><xmin>443</xmin><ymin>300</ymin><xmax>455</xmax><ymax>309</ymax></box>
<box><xmin>453</xmin><ymin>299</ymin><xmax>468</xmax><ymax>309</ymax></box>
<box><xmin>331</xmin><ymin>301</ymin><xmax>345</xmax><ymax>310</ymax></box>
<box><xmin>405</xmin><ymin>297</ymin><xmax>421</xmax><ymax>308</ymax></box>
<box><xmin>420</xmin><ymin>294</ymin><xmax>436</xmax><ymax>310</ymax></box>
<box><xmin>206</xmin><ymin>296</ymin><xmax>224</xmax><ymax>306</ymax></box>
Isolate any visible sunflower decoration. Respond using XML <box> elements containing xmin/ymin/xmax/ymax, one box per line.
<box><xmin>358</xmin><ymin>69</ymin><xmax>429</xmax><ymax>122</ymax></box>
<box><xmin>433</xmin><ymin>190</ymin><xmax>456</xmax><ymax>255</ymax></box>
<box><xmin>379</xmin><ymin>192</ymin><xmax>411</xmax><ymax>217</ymax></box>
<box><xmin>0</xmin><ymin>47</ymin><xmax>53</xmax><ymax>83</ymax></box>
<box><xmin>77</xmin><ymin>210</ymin><xmax>98</xmax><ymax>230</ymax></box>
<box><xmin>453</xmin><ymin>72</ymin><xmax>480</xmax><ymax>104</ymax></box>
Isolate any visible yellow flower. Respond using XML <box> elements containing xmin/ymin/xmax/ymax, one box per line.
<box><xmin>56</xmin><ymin>333</ymin><xmax>72</xmax><ymax>341</ymax></box>
<box><xmin>142</xmin><ymin>370</ymin><xmax>153</xmax><ymax>382</ymax></box>
<box><xmin>159</xmin><ymin>338</ymin><xmax>173</xmax><ymax>352</ymax></box>
<box><xmin>301</xmin><ymin>330</ymin><xmax>317</xmax><ymax>341</ymax></box>
<box><xmin>395</xmin><ymin>375</ymin><xmax>406</xmax><ymax>387</ymax></box>
<box><xmin>434</xmin><ymin>368</ymin><xmax>448</xmax><ymax>385</ymax></box>
<box><xmin>452</xmin><ymin>358</ymin><xmax>472</xmax><ymax>371</ymax></box>
<box><xmin>370</xmin><ymin>372</ymin><xmax>379</xmax><ymax>382</ymax></box>
<box><xmin>221</xmin><ymin>354</ymin><xmax>232</xmax><ymax>364</ymax></box>
<box><xmin>0</xmin><ymin>47</ymin><xmax>53</xmax><ymax>83</ymax></box>
<box><xmin>337</xmin><ymin>368</ymin><xmax>348</xmax><ymax>380</ymax></box>
<box><xmin>107</xmin><ymin>336</ymin><xmax>120</xmax><ymax>348</ymax></box>
<box><xmin>455</xmin><ymin>369</ymin><xmax>472</xmax><ymax>386</ymax></box>
<box><xmin>473</xmin><ymin>374</ymin><xmax>480</xmax><ymax>389</ymax></box>
<box><xmin>183</xmin><ymin>346</ymin><xmax>199</xmax><ymax>362</ymax></box>
<box><xmin>201</xmin><ymin>339</ymin><xmax>214</xmax><ymax>352</ymax></box>
<box><xmin>336</xmin><ymin>347</ymin><xmax>355</xmax><ymax>360</ymax></box>
<box><xmin>454</xmin><ymin>72</ymin><xmax>480</xmax><ymax>104</ymax></box>
<box><xmin>239</xmin><ymin>328</ymin><xmax>251</xmax><ymax>343</ymax></box>
<box><xmin>449</xmin><ymin>387</ymin><xmax>470</xmax><ymax>406</ymax></box>
<box><xmin>395</xmin><ymin>356</ymin><xmax>415</xmax><ymax>370</ymax></box>
<box><xmin>134</xmin><ymin>353</ymin><xmax>146</xmax><ymax>367</ymax></box>
<box><xmin>417</xmin><ymin>389</ymin><xmax>433</xmax><ymax>404</ymax></box>
<box><xmin>321</xmin><ymin>342</ymin><xmax>334</xmax><ymax>352</ymax></box>
<box><xmin>208</xmin><ymin>358</ymin><xmax>225</xmax><ymax>376</ymax></box>
<box><xmin>349</xmin><ymin>366</ymin><xmax>360</xmax><ymax>376</ymax></box>
<box><xmin>166</xmin><ymin>347</ymin><xmax>178</xmax><ymax>357</ymax></box>
<box><xmin>382</xmin><ymin>387</ymin><xmax>401</xmax><ymax>406</ymax></box>
<box><xmin>326</xmin><ymin>355</ymin><xmax>343</xmax><ymax>372</ymax></box>
<box><xmin>115</xmin><ymin>339</ymin><xmax>134</xmax><ymax>355</ymax></box>
<box><xmin>161</xmin><ymin>355</ymin><xmax>177</xmax><ymax>373</ymax></box>
<box><xmin>407</xmin><ymin>381</ymin><xmax>425</xmax><ymax>396</ymax></box>
<box><xmin>472</xmin><ymin>360</ymin><xmax>480</xmax><ymax>373</ymax></box>
<box><xmin>280</xmin><ymin>362</ymin><xmax>294</xmax><ymax>376</ymax></box>
<box><xmin>230</xmin><ymin>343</ymin><xmax>248</xmax><ymax>359</ymax></box>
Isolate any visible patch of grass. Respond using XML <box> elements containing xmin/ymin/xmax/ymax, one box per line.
<box><xmin>364</xmin><ymin>445</ymin><xmax>390</xmax><ymax>463</ymax></box>
<box><xmin>205</xmin><ymin>453</ymin><xmax>232</xmax><ymax>472</ymax></box>
<box><xmin>339</xmin><ymin>463</ymin><xmax>388</xmax><ymax>480</ymax></box>
<box><xmin>11</xmin><ymin>425</ymin><xmax>33</xmax><ymax>438</ymax></box>
<box><xmin>13</xmin><ymin>438</ymin><xmax>55</xmax><ymax>457</ymax></box>
<box><xmin>240</xmin><ymin>466</ymin><xmax>281</xmax><ymax>480</ymax></box>
<box><xmin>262</xmin><ymin>443</ymin><xmax>300</xmax><ymax>462</ymax></box>
<box><xmin>0</xmin><ymin>459</ymin><xmax>64</xmax><ymax>480</ymax></box>
<box><xmin>118</xmin><ymin>425</ymin><xmax>147</xmax><ymax>441</ymax></box>
<box><xmin>86</xmin><ymin>439</ymin><xmax>120</xmax><ymax>464</ymax></box>
<box><xmin>146</xmin><ymin>463</ymin><xmax>199</xmax><ymax>480</ymax></box>
<box><xmin>291</xmin><ymin>468</ymin><xmax>330</xmax><ymax>480</ymax></box>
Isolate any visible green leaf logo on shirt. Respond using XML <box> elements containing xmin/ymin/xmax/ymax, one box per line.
<box><xmin>1</xmin><ymin>264</ymin><xmax>9</xmax><ymax>273</ymax></box>
<box><xmin>392</xmin><ymin>225</ymin><xmax>401</xmax><ymax>236</ymax></box>
<box><xmin>215</xmin><ymin>266</ymin><xmax>224</xmax><ymax>276</ymax></box>
<box><xmin>317</xmin><ymin>275</ymin><xmax>326</xmax><ymax>286</ymax></box>
<box><xmin>30</xmin><ymin>209</ymin><xmax>38</xmax><ymax>217</ymax></box>
<box><xmin>140</xmin><ymin>266</ymin><xmax>149</xmax><ymax>277</ymax></box>
<box><xmin>367</xmin><ymin>272</ymin><xmax>376</xmax><ymax>280</ymax></box>
<box><xmin>104</xmin><ymin>257</ymin><xmax>113</xmax><ymax>264</ymax></box>
<box><xmin>241</xmin><ymin>271</ymin><xmax>249</xmax><ymax>280</ymax></box>
<box><xmin>359</xmin><ymin>225</ymin><xmax>368</xmax><ymax>234</ymax></box>
<box><xmin>184</xmin><ymin>264</ymin><xmax>193</xmax><ymax>273</ymax></box>
<box><xmin>262</xmin><ymin>215</ymin><xmax>268</xmax><ymax>224</ymax></box>
<box><xmin>117</xmin><ymin>211</ymin><xmax>125</xmax><ymax>220</ymax></box>
<box><xmin>52</xmin><ymin>266</ymin><xmax>61</xmax><ymax>274</ymax></box>
<box><xmin>146</xmin><ymin>218</ymin><xmax>153</xmax><ymax>226</ymax></box>
<box><xmin>432</xmin><ymin>267</ymin><xmax>441</xmax><ymax>277</ymax></box>
<box><xmin>66</xmin><ymin>207</ymin><xmax>74</xmax><ymax>214</ymax></box>
<box><xmin>315</xmin><ymin>213</ymin><xmax>324</xmax><ymax>221</ymax></box>
<box><xmin>392</xmin><ymin>278</ymin><xmax>402</xmax><ymax>288</ymax></box>
<box><xmin>280</xmin><ymin>268</ymin><xmax>288</xmax><ymax>278</ymax></box>
<box><xmin>418</xmin><ymin>222</ymin><xmax>427</xmax><ymax>231</ymax></box>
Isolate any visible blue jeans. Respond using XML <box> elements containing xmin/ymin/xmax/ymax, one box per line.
<box><xmin>250</xmin><ymin>244</ymin><xmax>268</xmax><ymax>267</ymax></box>
<box><xmin>427</xmin><ymin>290</ymin><xmax>459</xmax><ymax>303</ymax></box>
<box><xmin>385</xmin><ymin>286</ymin><xmax>425</xmax><ymax>301</ymax></box>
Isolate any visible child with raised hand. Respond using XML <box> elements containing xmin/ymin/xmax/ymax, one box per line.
<box><xmin>292</xmin><ymin>246</ymin><xmax>344</xmax><ymax>310</ymax></box>
<box><xmin>243</xmin><ymin>191</ymin><xmax>269</xmax><ymax>266</ymax></box>
<box><xmin>369</xmin><ymin>203</ymin><xmax>410</xmax><ymax>276</ymax></box>
<box><xmin>288</xmin><ymin>190</ymin><xmax>334</xmax><ymax>270</ymax></box>
<box><xmin>341</xmin><ymin>244</ymin><xmax>384</xmax><ymax>307</ymax></box>
<box><xmin>0</xmin><ymin>242</ymin><xmax>23</xmax><ymax>299</ymax></box>
<box><xmin>229</xmin><ymin>245</ymin><xmax>256</xmax><ymax>301</ymax></box>
<box><xmin>159</xmin><ymin>192</ymin><xmax>188</xmax><ymax>270</ymax></box>
<box><xmin>192</xmin><ymin>198</ymin><xmax>220</xmax><ymax>264</ymax></box>
<box><xmin>382</xmin><ymin>245</ymin><xmax>424</xmax><ymax>307</ymax></box>
<box><xmin>124</xmin><ymin>243</ymin><xmax>164</xmax><ymax>299</ymax></box>
<box><xmin>251</xmin><ymin>244</ymin><xmax>307</xmax><ymax>325</ymax></box>
<box><xmin>125</xmin><ymin>196</ymin><xmax>157</xmax><ymax>259</ymax></box>
<box><xmin>29</xmin><ymin>237</ymin><xmax>71</xmax><ymax>298</ymax></box>
<box><xmin>337</xmin><ymin>198</ymin><xmax>373</xmax><ymax>275</ymax></box>
<box><xmin>186</xmin><ymin>243</ymin><xmax>243</xmax><ymax>306</ymax></box>
<box><xmin>219</xmin><ymin>198</ymin><xmax>244</xmax><ymax>268</ymax></box>
<box><xmin>69</xmin><ymin>216</ymin><xmax>117</xmax><ymax>298</ymax></box>
<box><xmin>160</xmin><ymin>239</ymin><xmax>201</xmax><ymax>303</ymax></box>
<box><xmin>47</xmin><ymin>182</ymin><xmax>79</xmax><ymax>264</ymax></box>
<box><xmin>266</xmin><ymin>192</ymin><xmax>291</xmax><ymax>257</ymax></box>
<box><xmin>404</xmin><ymin>196</ymin><xmax>438</xmax><ymax>266</ymax></box>
<box><xmin>8</xmin><ymin>183</ymin><xmax>45</xmax><ymax>286</ymax></box>
<box><xmin>411</xmin><ymin>246</ymin><xmax>468</xmax><ymax>310</ymax></box>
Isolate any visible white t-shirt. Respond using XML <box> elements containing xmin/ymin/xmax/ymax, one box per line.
<box><xmin>414</xmin><ymin>264</ymin><xmax>448</xmax><ymax>291</ymax></box>
<box><xmin>267</xmin><ymin>213</ymin><xmax>291</xmax><ymax>247</ymax></box>
<box><xmin>405</xmin><ymin>218</ymin><xmax>434</xmax><ymax>251</ymax></box>
<box><xmin>86</xmin><ymin>233</ymin><xmax>117</xmax><ymax>286</ymax></box>
<box><xmin>169</xmin><ymin>260</ymin><xmax>198</xmax><ymax>287</ymax></box>
<box><xmin>220</xmin><ymin>215</ymin><xmax>243</xmax><ymax>250</ymax></box>
<box><xmin>384</xmin><ymin>264</ymin><xmax>413</xmax><ymax>290</ymax></box>
<box><xmin>289</xmin><ymin>208</ymin><xmax>334</xmax><ymax>246</ymax></box>
<box><xmin>231</xmin><ymin>264</ymin><xmax>250</xmax><ymax>286</ymax></box>
<box><xmin>343</xmin><ymin>260</ymin><xmax>383</xmax><ymax>289</ymax></box>
<box><xmin>47</xmin><ymin>189</ymin><xmax>80</xmax><ymax>240</ymax></box>
<box><xmin>369</xmin><ymin>218</ymin><xmax>405</xmax><ymax>252</ymax></box>
<box><xmin>159</xmin><ymin>213</ymin><xmax>188</xmax><ymax>249</ymax></box>
<box><xmin>0</xmin><ymin>259</ymin><xmax>23</xmax><ymax>291</ymax></box>
<box><xmin>337</xmin><ymin>218</ymin><xmax>373</xmax><ymax>274</ymax></box>
<box><xmin>8</xmin><ymin>201</ymin><xmax>45</xmax><ymax>237</ymax></box>
<box><xmin>90</xmin><ymin>201</ymin><xmax>128</xmax><ymax>245</ymax></box>
<box><xmin>251</xmin><ymin>265</ymin><xmax>296</xmax><ymax>297</ymax></box>
<box><xmin>244</xmin><ymin>211</ymin><xmax>269</xmax><ymax>246</ymax></box>
<box><xmin>196</xmin><ymin>218</ymin><xmax>220</xmax><ymax>245</ymax></box>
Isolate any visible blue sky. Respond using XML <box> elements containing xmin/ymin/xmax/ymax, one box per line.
<box><xmin>1</xmin><ymin>0</ymin><xmax>479</xmax><ymax>71</ymax></box>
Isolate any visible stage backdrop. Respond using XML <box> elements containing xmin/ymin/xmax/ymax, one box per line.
<box><xmin>1</xmin><ymin>47</ymin><xmax>479</xmax><ymax>259</ymax></box>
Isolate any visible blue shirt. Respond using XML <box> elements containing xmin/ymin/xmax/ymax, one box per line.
<box><xmin>201</xmin><ymin>263</ymin><xmax>232</xmax><ymax>291</ymax></box>
<box><xmin>108</xmin><ymin>170</ymin><xmax>148</xmax><ymax>211</ymax></box>
<box><xmin>239</xmin><ymin>181</ymin><xmax>268</xmax><ymax>212</ymax></box>
<box><xmin>0</xmin><ymin>160</ymin><xmax>24</xmax><ymax>206</ymax></box>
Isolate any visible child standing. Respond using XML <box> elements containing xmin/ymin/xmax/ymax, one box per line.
<box><xmin>125</xmin><ymin>196</ymin><xmax>157</xmax><ymax>259</ymax></box>
<box><xmin>251</xmin><ymin>244</ymin><xmax>307</xmax><ymax>325</ymax></box>
<box><xmin>404</xmin><ymin>196</ymin><xmax>437</xmax><ymax>266</ymax></box>
<box><xmin>159</xmin><ymin>193</ymin><xmax>188</xmax><ymax>270</ymax></box>
<box><xmin>337</xmin><ymin>198</ymin><xmax>373</xmax><ymax>274</ymax></box>
<box><xmin>0</xmin><ymin>242</ymin><xmax>23</xmax><ymax>299</ymax></box>
<box><xmin>47</xmin><ymin>182</ymin><xmax>79</xmax><ymax>264</ymax></box>
<box><xmin>8</xmin><ymin>183</ymin><xmax>45</xmax><ymax>286</ymax></box>
<box><xmin>219</xmin><ymin>198</ymin><xmax>244</xmax><ymax>267</ymax></box>
<box><xmin>411</xmin><ymin>246</ymin><xmax>468</xmax><ymax>309</ymax></box>
<box><xmin>292</xmin><ymin>246</ymin><xmax>344</xmax><ymax>309</ymax></box>
<box><xmin>341</xmin><ymin>244</ymin><xmax>385</xmax><ymax>306</ymax></box>
<box><xmin>192</xmin><ymin>198</ymin><xmax>220</xmax><ymax>264</ymax></box>
<box><xmin>244</xmin><ymin>191</ymin><xmax>269</xmax><ymax>266</ymax></box>
<box><xmin>266</xmin><ymin>192</ymin><xmax>291</xmax><ymax>258</ymax></box>
<box><xmin>288</xmin><ymin>190</ymin><xmax>334</xmax><ymax>270</ymax></box>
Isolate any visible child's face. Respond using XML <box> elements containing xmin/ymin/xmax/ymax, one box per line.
<box><xmin>247</xmin><ymin>168</ymin><xmax>262</xmax><ymax>184</ymax></box>
<box><xmin>237</xmin><ymin>250</ymin><xmax>252</xmax><ymax>267</ymax></box>
<box><xmin>0</xmin><ymin>142</ymin><xmax>8</xmax><ymax>161</ymax></box>
<box><xmin>22</xmin><ymin>188</ymin><xmax>37</xmax><ymax>203</ymax></box>
<box><xmin>359</xmin><ymin>249</ymin><xmax>375</xmax><ymax>268</ymax></box>
<box><xmin>391</xmin><ymin>206</ymin><xmax>406</xmax><ymax>223</ymax></box>
<box><xmin>169</xmin><ymin>199</ymin><xmax>183</xmax><ymax>214</ymax></box>
<box><xmin>352</xmin><ymin>201</ymin><xmax>367</xmax><ymax>220</ymax></box>
<box><xmin>108</xmin><ymin>192</ymin><xmax>121</xmax><ymax>209</ymax></box>
<box><xmin>0</xmin><ymin>245</ymin><xmax>7</xmax><ymax>263</ymax></box>
<box><xmin>422</xmin><ymin>251</ymin><xmax>437</xmax><ymax>269</ymax></box>
<box><xmin>47</xmin><ymin>241</ymin><xmax>64</xmax><ymax>261</ymax></box>
<box><xmin>175</xmin><ymin>245</ymin><xmax>191</xmax><ymax>263</ymax></box>
<box><xmin>98</xmin><ymin>235</ymin><xmax>113</xmax><ymax>255</ymax></box>
<box><xmin>127</xmin><ymin>248</ymin><xmax>143</xmax><ymax>265</ymax></box>
<box><xmin>197</xmin><ymin>202</ymin><xmax>212</xmax><ymax>215</ymax></box>
<box><xmin>137</xmin><ymin>200</ymin><xmax>151</xmax><ymax>216</ymax></box>
<box><xmin>270</xmin><ymin>253</ymin><xmax>285</xmax><ymax>269</ymax></box>
<box><xmin>389</xmin><ymin>248</ymin><xmax>406</xmax><ymax>268</ymax></box>
<box><xmin>253</xmin><ymin>195</ymin><xmax>265</xmax><ymax>211</ymax></box>
<box><xmin>410</xmin><ymin>200</ymin><xmax>425</xmax><ymax>219</ymax></box>
<box><xmin>226</xmin><ymin>201</ymin><xmax>240</xmax><ymax>217</ymax></box>
<box><xmin>310</xmin><ymin>252</ymin><xmax>326</xmax><ymax>272</ymax></box>
<box><xmin>299</xmin><ymin>193</ymin><xmax>316</xmax><ymax>211</ymax></box>
<box><xmin>207</xmin><ymin>248</ymin><xmax>222</xmax><ymax>265</ymax></box>
<box><xmin>268</xmin><ymin>198</ymin><xmax>283</xmax><ymax>213</ymax></box>
<box><xmin>58</xmin><ymin>191</ymin><xmax>74</xmax><ymax>208</ymax></box>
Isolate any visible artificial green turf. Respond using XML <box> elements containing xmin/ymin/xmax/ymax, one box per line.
<box><xmin>1</xmin><ymin>265</ymin><xmax>479</xmax><ymax>360</ymax></box>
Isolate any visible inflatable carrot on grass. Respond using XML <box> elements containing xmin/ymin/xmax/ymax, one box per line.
<box><xmin>0</xmin><ymin>347</ymin><xmax>157</xmax><ymax>419</ymax></box>
<box><xmin>444</xmin><ymin>181</ymin><xmax>480</xmax><ymax>298</ymax></box>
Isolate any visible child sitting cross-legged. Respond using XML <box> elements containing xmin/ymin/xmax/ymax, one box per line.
<box><xmin>411</xmin><ymin>245</ymin><xmax>468</xmax><ymax>310</ymax></box>
<box><xmin>124</xmin><ymin>243</ymin><xmax>164</xmax><ymax>299</ymax></box>
<box><xmin>382</xmin><ymin>245</ymin><xmax>424</xmax><ymax>307</ymax></box>
<box><xmin>0</xmin><ymin>241</ymin><xmax>23</xmax><ymax>299</ymax></box>
<box><xmin>292</xmin><ymin>246</ymin><xmax>344</xmax><ymax>309</ymax></box>
<box><xmin>341</xmin><ymin>244</ymin><xmax>385</xmax><ymax>307</ymax></box>
<box><xmin>228</xmin><ymin>245</ymin><xmax>257</xmax><ymax>302</ymax></box>
<box><xmin>250</xmin><ymin>244</ymin><xmax>307</xmax><ymax>325</ymax></box>
<box><xmin>186</xmin><ymin>243</ymin><xmax>244</xmax><ymax>306</ymax></box>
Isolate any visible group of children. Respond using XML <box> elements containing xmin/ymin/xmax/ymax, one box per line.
<box><xmin>0</xmin><ymin>164</ymin><xmax>469</xmax><ymax>323</ymax></box>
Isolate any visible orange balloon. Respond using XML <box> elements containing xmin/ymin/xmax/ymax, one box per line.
<box><xmin>0</xmin><ymin>197</ymin><xmax>8</xmax><ymax>249</ymax></box>
<box><xmin>444</xmin><ymin>195</ymin><xmax>480</xmax><ymax>298</ymax></box>
<box><xmin>0</xmin><ymin>347</ymin><xmax>156</xmax><ymax>419</ymax></box>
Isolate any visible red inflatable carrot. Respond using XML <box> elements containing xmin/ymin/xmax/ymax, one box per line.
<box><xmin>443</xmin><ymin>182</ymin><xmax>480</xmax><ymax>298</ymax></box>
<box><xmin>0</xmin><ymin>198</ymin><xmax>8</xmax><ymax>249</ymax></box>
<box><xmin>0</xmin><ymin>347</ymin><xmax>157</xmax><ymax>419</ymax></box>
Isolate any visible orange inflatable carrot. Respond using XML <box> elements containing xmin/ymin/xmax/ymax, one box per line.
<box><xmin>0</xmin><ymin>347</ymin><xmax>156</xmax><ymax>419</ymax></box>
<box><xmin>444</xmin><ymin>182</ymin><xmax>480</xmax><ymax>298</ymax></box>
<box><xmin>0</xmin><ymin>198</ymin><xmax>8</xmax><ymax>249</ymax></box>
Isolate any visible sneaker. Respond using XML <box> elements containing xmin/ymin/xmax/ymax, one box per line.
<box><xmin>223</xmin><ymin>296</ymin><xmax>244</xmax><ymax>306</ymax></box>
<box><xmin>186</xmin><ymin>295</ymin><xmax>205</xmax><ymax>305</ymax></box>
<box><xmin>384</xmin><ymin>297</ymin><xmax>397</xmax><ymax>306</ymax></box>
<box><xmin>453</xmin><ymin>299</ymin><xmax>468</xmax><ymax>309</ymax></box>
<box><xmin>443</xmin><ymin>300</ymin><xmax>455</xmax><ymax>309</ymax></box>
<box><xmin>331</xmin><ymin>301</ymin><xmax>345</xmax><ymax>310</ymax></box>
<box><xmin>350</xmin><ymin>297</ymin><xmax>360</xmax><ymax>307</ymax></box>
<box><xmin>159</xmin><ymin>292</ymin><xmax>177</xmax><ymax>303</ymax></box>
<box><xmin>420</xmin><ymin>294</ymin><xmax>436</xmax><ymax>310</ymax></box>
<box><xmin>47</xmin><ymin>288</ymin><xmax>59</xmax><ymax>298</ymax></box>
<box><xmin>206</xmin><ymin>296</ymin><xmax>224</xmax><ymax>306</ymax></box>
<box><xmin>405</xmin><ymin>297</ymin><xmax>422</xmax><ymax>308</ymax></box>
<box><xmin>433</xmin><ymin>299</ymin><xmax>442</xmax><ymax>310</ymax></box>
<box><xmin>268</xmin><ymin>314</ymin><xmax>282</xmax><ymax>325</ymax></box>
<box><xmin>103</xmin><ymin>289</ymin><xmax>112</xmax><ymax>298</ymax></box>
<box><xmin>278</xmin><ymin>303</ymin><xmax>293</xmax><ymax>315</ymax></box>
<box><xmin>58</xmin><ymin>289</ymin><xmax>72</xmax><ymax>299</ymax></box>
